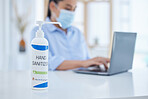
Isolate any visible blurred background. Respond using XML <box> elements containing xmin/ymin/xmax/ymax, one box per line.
<box><xmin>0</xmin><ymin>0</ymin><xmax>148</xmax><ymax>71</ymax></box>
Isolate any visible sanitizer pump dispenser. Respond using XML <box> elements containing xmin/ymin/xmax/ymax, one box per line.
<box><xmin>31</xmin><ymin>21</ymin><xmax>61</xmax><ymax>89</ymax></box>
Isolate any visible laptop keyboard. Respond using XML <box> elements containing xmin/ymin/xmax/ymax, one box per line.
<box><xmin>78</xmin><ymin>66</ymin><xmax>107</xmax><ymax>72</ymax></box>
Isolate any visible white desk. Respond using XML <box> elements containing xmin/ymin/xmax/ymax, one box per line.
<box><xmin>0</xmin><ymin>68</ymin><xmax>148</xmax><ymax>99</ymax></box>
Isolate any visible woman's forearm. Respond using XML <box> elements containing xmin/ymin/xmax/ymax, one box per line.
<box><xmin>56</xmin><ymin>60</ymin><xmax>84</xmax><ymax>70</ymax></box>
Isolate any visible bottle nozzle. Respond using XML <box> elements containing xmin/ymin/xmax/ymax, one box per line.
<box><xmin>35</xmin><ymin>21</ymin><xmax>62</xmax><ymax>38</ymax></box>
<box><xmin>36</xmin><ymin>21</ymin><xmax>62</xmax><ymax>29</ymax></box>
<box><xmin>44</xmin><ymin>22</ymin><xmax>62</xmax><ymax>27</ymax></box>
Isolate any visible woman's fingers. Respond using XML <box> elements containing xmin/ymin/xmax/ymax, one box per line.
<box><xmin>102</xmin><ymin>62</ymin><xmax>108</xmax><ymax>70</ymax></box>
<box><xmin>92</xmin><ymin>61</ymin><xmax>102</xmax><ymax>66</ymax></box>
<box><xmin>97</xmin><ymin>57</ymin><xmax>110</xmax><ymax>70</ymax></box>
<box><xmin>105</xmin><ymin>58</ymin><xmax>110</xmax><ymax>63</ymax></box>
<box><xmin>86</xmin><ymin>57</ymin><xmax>110</xmax><ymax>69</ymax></box>
<box><xmin>101</xmin><ymin>57</ymin><xmax>110</xmax><ymax>63</ymax></box>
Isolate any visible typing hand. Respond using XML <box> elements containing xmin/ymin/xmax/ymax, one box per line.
<box><xmin>82</xmin><ymin>57</ymin><xmax>110</xmax><ymax>70</ymax></box>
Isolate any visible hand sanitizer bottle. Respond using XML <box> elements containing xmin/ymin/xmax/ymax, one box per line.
<box><xmin>31</xmin><ymin>21</ymin><xmax>61</xmax><ymax>89</ymax></box>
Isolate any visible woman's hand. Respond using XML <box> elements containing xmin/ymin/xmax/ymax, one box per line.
<box><xmin>57</xmin><ymin>57</ymin><xmax>110</xmax><ymax>70</ymax></box>
<box><xmin>82</xmin><ymin>57</ymin><xmax>110</xmax><ymax>69</ymax></box>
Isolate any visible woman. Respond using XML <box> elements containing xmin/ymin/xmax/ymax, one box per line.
<box><xmin>31</xmin><ymin>0</ymin><xmax>110</xmax><ymax>70</ymax></box>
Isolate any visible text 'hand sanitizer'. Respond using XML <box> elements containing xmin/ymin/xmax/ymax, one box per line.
<box><xmin>31</xmin><ymin>21</ymin><xmax>61</xmax><ymax>90</ymax></box>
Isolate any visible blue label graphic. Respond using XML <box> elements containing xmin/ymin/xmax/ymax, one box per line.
<box><xmin>31</xmin><ymin>44</ymin><xmax>48</xmax><ymax>51</ymax></box>
<box><xmin>33</xmin><ymin>82</ymin><xmax>48</xmax><ymax>88</ymax></box>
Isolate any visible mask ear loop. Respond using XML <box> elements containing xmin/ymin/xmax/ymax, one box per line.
<box><xmin>51</xmin><ymin>3</ymin><xmax>62</xmax><ymax>28</ymax></box>
<box><xmin>54</xmin><ymin>3</ymin><xmax>60</xmax><ymax>11</ymax></box>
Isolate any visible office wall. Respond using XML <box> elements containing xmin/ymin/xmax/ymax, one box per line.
<box><xmin>0</xmin><ymin>0</ymin><xmax>11</xmax><ymax>71</ymax></box>
<box><xmin>0</xmin><ymin>0</ymin><xmax>3</xmax><ymax>70</ymax></box>
<box><xmin>0</xmin><ymin>0</ymin><xmax>36</xmax><ymax>71</ymax></box>
<box><xmin>9</xmin><ymin>0</ymin><xmax>35</xmax><ymax>70</ymax></box>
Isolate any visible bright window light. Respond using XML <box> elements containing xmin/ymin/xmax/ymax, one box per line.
<box><xmin>35</xmin><ymin>0</ymin><xmax>44</xmax><ymax>21</ymax></box>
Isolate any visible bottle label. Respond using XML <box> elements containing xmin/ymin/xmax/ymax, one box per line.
<box><xmin>31</xmin><ymin>44</ymin><xmax>48</xmax><ymax>89</ymax></box>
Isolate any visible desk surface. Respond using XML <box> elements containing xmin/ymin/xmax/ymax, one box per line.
<box><xmin>0</xmin><ymin>68</ymin><xmax>148</xmax><ymax>99</ymax></box>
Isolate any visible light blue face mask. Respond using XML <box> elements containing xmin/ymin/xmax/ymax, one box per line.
<box><xmin>56</xmin><ymin>9</ymin><xmax>75</xmax><ymax>29</ymax></box>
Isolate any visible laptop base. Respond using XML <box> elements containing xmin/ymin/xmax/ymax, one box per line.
<box><xmin>73</xmin><ymin>70</ymin><xmax>128</xmax><ymax>76</ymax></box>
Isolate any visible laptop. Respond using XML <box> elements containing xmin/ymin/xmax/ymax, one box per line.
<box><xmin>74</xmin><ymin>32</ymin><xmax>137</xmax><ymax>76</ymax></box>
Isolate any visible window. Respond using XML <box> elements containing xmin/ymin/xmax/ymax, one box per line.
<box><xmin>73</xmin><ymin>0</ymin><xmax>111</xmax><ymax>58</ymax></box>
<box><xmin>73</xmin><ymin>2</ymin><xmax>84</xmax><ymax>34</ymax></box>
<box><xmin>113</xmin><ymin>0</ymin><xmax>148</xmax><ymax>68</ymax></box>
<box><xmin>87</xmin><ymin>2</ymin><xmax>110</xmax><ymax>47</ymax></box>
<box><xmin>113</xmin><ymin>0</ymin><xmax>130</xmax><ymax>31</ymax></box>
<box><xmin>35</xmin><ymin>0</ymin><xmax>44</xmax><ymax>21</ymax></box>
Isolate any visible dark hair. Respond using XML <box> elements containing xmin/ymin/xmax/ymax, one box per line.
<box><xmin>47</xmin><ymin>0</ymin><xmax>63</xmax><ymax>18</ymax></box>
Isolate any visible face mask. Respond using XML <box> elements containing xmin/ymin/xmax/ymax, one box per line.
<box><xmin>57</xmin><ymin>9</ymin><xmax>75</xmax><ymax>29</ymax></box>
<box><xmin>53</xmin><ymin>4</ymin><xmax>75</xmax><ymax>29</ymax></box>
